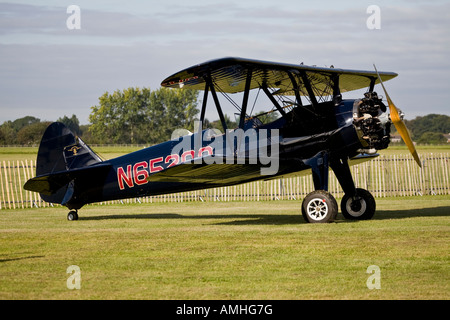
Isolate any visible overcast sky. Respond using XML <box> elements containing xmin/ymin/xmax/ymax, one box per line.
<box><xmin>1</xmin><ymin>0</ymin><xmax>449</xmax><ymax>124</ymax></box>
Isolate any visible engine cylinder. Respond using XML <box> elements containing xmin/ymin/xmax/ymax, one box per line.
<box><xmin>353</xmin><ymin>92</ymin><xmax>391</xmax><ymax>151</ymax></box>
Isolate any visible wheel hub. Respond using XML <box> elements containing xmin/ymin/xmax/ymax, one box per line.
<box><xmin>346</xmin><ymin>197</ymin><xmax>367</xmax><ymax>217</ymax></box>
<box><xmin>307</xmin><ymin>198</ymin><xmax>328</xmax><ymax>221</ymax></box>
<box><xmin>350</xmin><ymin>197</ymin><xmax>363</xmax><ymax>211</ymax></box>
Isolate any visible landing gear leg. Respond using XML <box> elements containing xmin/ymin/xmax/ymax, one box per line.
<box><xmin>330</xmin><ymin>156</ymin><xmax>376</xmax><ymax>221</ymax></box>
<box><xmin>67</xmin><ymin>210</ymin><xmax>78</xmax><ymax>221</ymax></box>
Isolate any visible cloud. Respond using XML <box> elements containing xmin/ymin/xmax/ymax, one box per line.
<box><xmin>0</xmin><ymin>3</ymin><xmax>63</xmax><ymax>36</ymax></box>
<box><xmin>0</xmin><ymin>1</ymin><xmax>449</xmax><ymax>124</ymax></box>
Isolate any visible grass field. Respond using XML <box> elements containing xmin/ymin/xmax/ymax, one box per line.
<box><xmin>0</xmin><ymin>196</ymin><xmax>448</xmax><ymax>300</ymax></box>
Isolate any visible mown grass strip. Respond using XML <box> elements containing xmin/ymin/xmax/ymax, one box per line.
<box><xmin>0</xmin><ymin>196</ymin><xmax>448</xmax><ymax>300</ymax></box>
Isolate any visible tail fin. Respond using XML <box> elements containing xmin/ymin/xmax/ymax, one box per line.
<box><xmin>36</xmin><ymin>122</ymin><xmax>102</xmax><ymax>176</ymax></box>
<box><xmin>25</xmin><ymin>122</ymin><xmax>104</xmax><ymax>207</ymax></box>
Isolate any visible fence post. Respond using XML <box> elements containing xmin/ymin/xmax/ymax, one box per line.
<box><xmin>0</xmin><ymin>163</ymin><xmax>3</xmax><ymax>210</ymax></box>
<box><xmin>443</xmin><ymin>153</ymin><xmax>449</xmax><ymax>195</ymax></box>
<box><xmin>3</xmin><ymin>161</ymin><xmax>11</xmax><ymax>209</ymax></box>
<box><xmin>0</xmin><ymin>152</ymin><xmax>448</xmax><ymax>210</ymax></box>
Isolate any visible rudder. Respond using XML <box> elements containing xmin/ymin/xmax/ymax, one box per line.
<box><xmin>36</xmin><ymin>122</ymin><xmax>102</xmax><ymax>175</ymax></box>
<box><xmin>33</xmin><ymin>122</ymin><xmax>103</xmax><ymax>206</ymax></box>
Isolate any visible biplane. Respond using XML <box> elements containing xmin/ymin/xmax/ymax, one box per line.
<box><xmin>24</xmin><ymin>57</ymin><xmax>421</xmax><ymax>223</ymax></box>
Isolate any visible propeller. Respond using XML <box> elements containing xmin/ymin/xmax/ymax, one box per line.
<box><xmin>374</xmin><ymin>65</ymin><xmax>422</xmax><ymax>168</ymax></box>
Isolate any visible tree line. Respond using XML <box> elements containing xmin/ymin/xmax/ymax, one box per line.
<box><xmin>0</xmin><ymin>86</ymin><xmax>449</xmax><ymax>146</ymax></box>
<box><xmin>404</xmin><ymin>114</ymin><xmax>450</xmax><ymax>144</ymax></box>
<box><xmin>0</xmin><ymin>87</ymin><xmax>201</xmax><ymax>146</ymax></box>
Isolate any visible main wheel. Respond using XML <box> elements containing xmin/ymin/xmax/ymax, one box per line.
<box><xmin>302</xmin><ymin>190</ymin><xmax>338</xmax><ymax>223</ymax></box>
<box><xmin>341</xmin><ymin>188</ymin><xmax>376</xmax><ymax>220</ymax></box>
<box><xmin>67</xmin><ymin>210</ymin><xmax>79</xmax><ymax>221</ymax></box>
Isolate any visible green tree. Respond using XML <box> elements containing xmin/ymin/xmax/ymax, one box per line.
<box><xmin>16</xmin><ymin>122</ymin><xmax>51</xmax><ymax>146</ymax></box>
<box><xmin>57</xmin><ymin>115</ymin><xmax>81</xmax><ymax>136</ymax></box>
<box><xmin>417</xmin><ymin>132</ymin><xmax>446</xmax><ymax>145</ymax></box>
<box><xmin>0</xmin><ymin>116</ymin><xmax>41</xmax><ymax>145</ymax></box>
<box><xmin>11</xmin><ymin>116</ymin><xmax>40</xmax><ymax>132</ymax></box>
<box><xmin>0</xmin><ymin>122</ymin><xmax>17</xmax><ymax>145</ymax></box>
<box><xmin>253</xmin><ymin>110</ymin><xmax>279</xmax><ymax>125</ymax></box>
<box><xmin>79</xmin><ymin>124</ymin><xmax>94</xmax><ymax>143</ymax></box>
<box><xmin>89</xmin><ymin>87</ymin><xmax>199</xmax><ymax>144</ymax></box>
<box><xmin>205</xmin><ymin>114</ymin><xmax>238</xmax><ymax>132</ymax></box>
<box><xmin>404</xmin><ymin>114</ymin><xmax>450</xmax><ymax>140</ymax></box>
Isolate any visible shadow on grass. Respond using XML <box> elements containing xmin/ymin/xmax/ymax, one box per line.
<box><xmin>81</xmin><ymin>213</ymin><xmax>303</xmax><ymax>225</ymax></box>
<box><xmin>373</xmin><ymin>206</ymin><xmax>450</xmax><ymax>220</ymax></box>
<box><xmin>80</xmin><ymin>205</ymin><xmax>450</xmax><ymax>225</ymax></box>
<box><xmin>0</xmin><ymin>255</ymin><xmax>44</xmax><ymax>263</ymax></box>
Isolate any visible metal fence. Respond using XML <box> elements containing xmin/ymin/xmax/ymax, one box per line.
<box><xmin>1</xmin><ymin>153</ymin><xmax>449</xmax><ymax>210</ymax></box>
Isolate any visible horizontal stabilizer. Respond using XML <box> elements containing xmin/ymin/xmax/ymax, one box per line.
<box><xmin>24</xmin><ymin>163</ymin><xmax>111</xmax><ymax>196</ymax></box>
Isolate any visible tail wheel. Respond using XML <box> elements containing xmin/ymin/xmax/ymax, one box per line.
<box><xmin>341</xmin><ymin>188</ymin><xmax>376</xmax><ymax>220</ymax></box>
<box><xmin>302</xmin><ymin>190</ymin><xmax>338</xmax><ymax>223</ymax></box>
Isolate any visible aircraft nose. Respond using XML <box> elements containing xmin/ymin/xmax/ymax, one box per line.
<box><xmin>374</xmin><ymin>65</ymin><xmax>421</xmax><ymax>167</ymax></box>
<box><xmin>353</xmin><ymin>91</ymin><xmax>391</xmax><ymax>152</ymax></box>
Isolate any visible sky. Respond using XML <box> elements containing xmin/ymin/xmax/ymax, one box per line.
<box><xmin>1</xmin><ymin>0</ymin><xmax>449</xmax><ymax>124</ymax></box>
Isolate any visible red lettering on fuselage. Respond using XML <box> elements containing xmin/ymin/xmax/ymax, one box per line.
<box><xmin>198</xmin><ymin>146</ymin><xmax>213</xmax><ymax>157</ymax></box>
<box><xmin>181</xmin><ymin>150</ymin><xmax>195</xmax><ymax>162</ymax></box>
<box><xmin>149</xmin><ymin>157</ymin><xmax>163</xmax><ymax>173</ymax></box>
<box><xmin>165</xmin><ymin>154</ymin><xmax>179</xmax><ymax>168</ymax></box>
<box><xmin>116</xmin><ymin>148</ymin><xmax>213</xmax><ymax>190</ymax></box>
<box><xmin>133</xmin><ymin>161</ymin><xmax>149</xmax><ymax>185</ymax></box>
<box><xmin>117</xmin><ymin>165</ymin><xmax>133</xmax><ymax>190</ymax></box>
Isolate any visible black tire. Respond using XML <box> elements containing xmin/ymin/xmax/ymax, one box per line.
<box><xmin>341</xmin><ymin>188</ymin><xmax>376</xmax><ymax>220</ymax></box>
<box><xmin>301</xmin><ymin>190</ymin><xmax>338</xmax><ymax>223</ymax></box>
<box><xmin>67</xmin><ymin>210</ymin><xmax>78</xmax><ymax>221</ymax></box>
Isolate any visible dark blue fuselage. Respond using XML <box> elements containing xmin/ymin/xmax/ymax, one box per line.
<box><xmin>71</xmin><ymin>99</ymin><xmax>365</xmax><ymax>208</ymax></box>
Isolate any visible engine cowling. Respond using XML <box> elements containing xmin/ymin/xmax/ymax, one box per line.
<box><xmin>353</xmin><ymin>91</ymin><xmax>391</xmax><ymax>153</ymax></box>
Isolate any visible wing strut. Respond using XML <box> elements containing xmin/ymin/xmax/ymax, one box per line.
<box><xmin>261</xmin><ymin>84</ymin><xmax>287</xmax><ymax>117</ymax></box>
<box><xmin>199</xmin><ymin>79</ymin><xmax>209</xmax><ymax>123</ymax></box>
<box><xmin>288</xmin><ymin>70</ymin><xmax>320</xmax><ymax>118</ymax></box>
<box><xmin>207</xmin><ymin>73</ymin><xmax>228</xmax><ymax>131</ymax></box>
<box><xmin>238</xmin><ymin>68</ymin><xmax>253</xmax><ymax>129</ymax></box>
<box><xmin>332</xmin><ymin>74</ymin><xmax>342</xmax><ymax>105</ymax></box>
<box><xmin>287</xmin><ymin>71</ymin><xmax>303</xmax><ymax>108</ymax></box>
<box><xmin>299</xmin><ymin>71</ymin><xmax>319</xmax><ymax>109</ymax></box>
<box><xmin>368</xmin><ymin>77</ymin><xmax>376</xmax><ymax>93</ymax></box>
